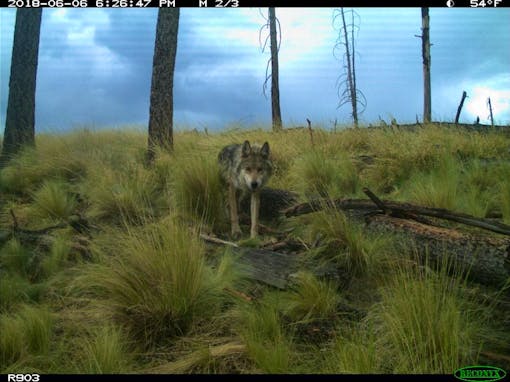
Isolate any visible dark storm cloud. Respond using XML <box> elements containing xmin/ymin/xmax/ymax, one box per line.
<box><xmin>1</xmin><ymin>8</ymin><xmax>509</xmax><ymax>131</ymax></box>
<box><xmin>32</xmin><ymin>8</ymin><xmax>267</xmax><ymax>130</ymax></box>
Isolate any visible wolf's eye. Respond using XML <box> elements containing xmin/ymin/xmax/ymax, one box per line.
<box><xmin>246</xmin><ymin>167</ymin><xmax>251</xmax><ymax>172</ymax></box>
<box><xmin>257</xmin><ymin>168</ymin><xmax>263</xmax><ymax>173</ymax></box>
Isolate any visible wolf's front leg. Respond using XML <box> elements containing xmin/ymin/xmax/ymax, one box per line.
<box><xmin>229</xmin><ymin>182</ymin><xmax>242</xmax><ymax>238</ymax></box>
<box><xmin>250</xmin><ymin>191</ymin><xmax>260</xmax><ymax>238</ymax></box>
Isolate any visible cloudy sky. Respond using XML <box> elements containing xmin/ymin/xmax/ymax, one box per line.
<box><xmin>0</xmin><ymin>7</ymin><xmax>509</xmax><ymax>132</ymax></box>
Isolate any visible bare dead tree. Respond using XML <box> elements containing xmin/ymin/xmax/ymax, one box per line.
<box><xmin>487</xmin><ymin>97</ymin><xmax>494</xmax><ymax>127</ymax></box>
<box><xmin>260</xmin><ymin>8</ymin><xmax>283</xmax><ymax>131</ymax></box>
<box><xmin>147</xmin><ymin>8</ymin><xmax>180</xmax><ymax>165</ymax></box>
<box><xmin>455</xmin><ymin>91</ymin><xmax>467</xmax><ymax>125</ymax></box>
<box><xmin>1</xmin><ymin>9</ymin><xmax>42</xmax><ymax>168</ymax></box>
<box><xmin>420</xmin><ymin>8</ymin><xmax>432</xmax><ymax>123</ymax></box>
<box><xmin>333</xmin><ymin>8</ymin><xmax>366</xmax><ymax>128</ymax></box>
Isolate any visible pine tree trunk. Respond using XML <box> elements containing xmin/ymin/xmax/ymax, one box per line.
<box><xmin>269</xmin><ymin>8</ymin><xmax>282</xmax><ymax>132</ymax></box>
<box><xmin>147</xmin><ymin>8</ymin><xmax>179</xmax><ymax>164</ymax></box>
<box><xmin>1</xmin><ymin>9</ymin><xmax>42</xmax><ymax>168</ymax></box>
<box><xmin>421</xmin><ymin>8</ymin><xmax>431</xmax><ymax>124</ymax></box>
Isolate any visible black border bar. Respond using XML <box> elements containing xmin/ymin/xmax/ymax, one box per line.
<box><xmin>2</xmin><ymin>0</ymin><xmax>509</xmax><ymax>7</ymax></box>
<box><xmin>1</xmin><ymin>374</ymin><xmax>463</xmax><ymax>381</ymax></box>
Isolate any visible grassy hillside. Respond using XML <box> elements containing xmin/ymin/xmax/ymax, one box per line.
<box><xmin>1</xmin><ymin>125</ymin><xmax>509</xmax><ymax>373</ymax></box>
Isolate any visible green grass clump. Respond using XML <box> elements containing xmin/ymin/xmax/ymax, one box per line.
<box><xmin>0</xmin><ymin>239</ymin><xmax>33</xmax><ymax>278</ymax></box>
<box><xmin>500</xmin><ymin>179</ymin><xmax>510</xmax><ymax>224</ymax></box>
<box><xmin>292</xmin><ymin>150</ymin><xmax>360</xmax><ymax>198</ymax></box>
<box><xmin>237</xmin><ymin>301</ymin><xmax>292</xmax><ymax>373</ymax></box>
<box><xmin>0</xmin><ymin>304</ymin><xmax>53</xmax><ymax>370</ymax></box>
<box><xmin>172</xmin><ymin>153</ymin><xmax>227</xmax><ymax>233</ymax></box>
<box><xmin>76</xmin><ymin>219</ymin><xmax>236</xmax><ymax>347</ymax></box>
<box><xmin>282</xmin><ymin>271</ymin><xmax>340</xmax><ymax>322</ymax></box>
<box><xmin>367</xmin><ymin>260</ymin><xmax>487</xmax><ymax>373</ymax></box>
<box><xmin>305</xmin><ymin>206</ymin><xmax>393</xmax><ymax>276</ymax></box>
<box><xmin>31</xmin><ymin>180</ymin><xmax>77</xmax><ymax>221</ymax></box>
<box><xmin>0</xmin><ymin>273</ymin><xmax>41</xmax><ymax>312</ymax></box>
<box><xmin>75</xmin><ymin>325</ymin><xmax>133</xmax><ymax>374</ymax></box>
<box><xmin>405</xmin><ymin>154</ymin><xmax>461</xmax><ymax>210</ymax></box>
<box><xmin>84</xmin><ymin>164</ymin><xmax>165</xmax><ymax>224</ymax></box>
<box><xmin>40</xmin><ymin>234</ymin><xmax>72</xmax><ymax>278</ymax></box>
<box><xmin>321</xmin><ymin>325</ymin><xmax>381</xmax><ymax>373</ymax></box>
<box><xmin>0</xmin><ymin>148</ymin><xmax>47</xmax><ymax>195</ymax></box>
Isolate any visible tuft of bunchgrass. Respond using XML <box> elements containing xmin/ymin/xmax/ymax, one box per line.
<box><xmin>306</xmin><ymin>205</ymin><xmax>393</xmax><ymax>276</ymax></box>
<box><xmin>172</xmin><ymin>153</ymin><xmax>227</xmax><ymax>233</ymax></box>
<box><xmin>0</xmin><ymin>305</ymin><xmax>53</xmax><ymax>370</ymax></box>
<box><xmin>367</xmin><ymin>257</ymin><xmax>487</xmax><ymax>373</ymax></box>
<box><xmin>0</xmin><ymin>273</ymin><xmax>37</xmax><ymax>312</ymax></box>
<box><xmin>500</xmin><ymin>180</ymin><xmax>510</xmax><ymax>224</ymax></box>
<box><xmin>321</xmin><ymin>324</ymin><xmax>381</xmax><ymax>373</ymax></box>
<box><xmin>0</xmin><ymin>313</ymin><xmax>25</xmax><ymax>369</ymax></box>
<box><xmin>84</xmin><ymin>164</ymin><xmax>165</xmax><ymax>224</ymax></box>
<box><xmin>144</xmin><ymin>341</ymin><xmax>247</xmax><ymax>374</ymax></box>
<box><xmin>0</xmin><ymin>239</ymin><xmax>32</xmax><ymax>278</ymax></box>
<box><xmin>75</xmin><ymin>325</ymin><xmax>133</xmax><ymax>374</ymax></box>
<box><xmin>236</xmin><ymin>301</ymin><xmax>292</xmax><ymax>373</ymax></box>
<box><xmin>75</xmin><ymin>218</ymin><xmax>236</xmax><ymax>348</ymax></box>
<box><xmin>0</xmin><ymin>148</ymin><xmax>46</xmax><ymax>195</ymax></box>
<box><xmin>292</xmin><ymin>150</ymin><xmax>360</xmax><ymax>198</ymax></box>
<box><xmin>30</xmin><ymin>180</ymin><xmax>77</xmax><ymax>221</ymax></box>
<box><xmin>282</xmin><ymin>271</ymin><xmax>340</xmax><ymax>322</ymax></box>
<box><xmin>405</xmin><ymin>154</ymin><xmax>461</xmax><ymax>210</ymax></box>
<box><xmin>40</xmin><ymin>234</ymin><xmax>72</xmax><ymax>278</ymax></box>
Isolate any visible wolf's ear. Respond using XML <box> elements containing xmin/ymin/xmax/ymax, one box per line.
<box><xmin>241</xmin><ymin>140</ymin><xmax>251</xmax><ymax>157</ymax></box>
<box><xmin>261</xmin><ymin>142</ymin><xmax>270</xmax><ymax>158</ymax></box>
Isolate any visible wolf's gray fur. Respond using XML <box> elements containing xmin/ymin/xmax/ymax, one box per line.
<box><xmin>218</xmin><ymin>140</ymin><xmax>273</xmax><ymax>238</ymax></box>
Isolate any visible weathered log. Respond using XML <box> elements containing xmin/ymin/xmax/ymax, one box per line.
<box><xmin>365</xmin><ymin>214</ymin><xmax>510</xmax><ymax>287</ymax></box>
<box><xmin>202</xmin><ymin>233</ymin><xmax>305</xmax><ymax>289</ymax></box>
<box><xmin>281</xmin><ymin>191</ymin><xmax>510</xmax><ymax>286</ymax></box>
<box><xmin>234</xmin><ymin>247</ymin><xmax>301</xmax><ymax>289</ymax></box>
<box><xmin>217</xmin><ymin>188</ymin><xmax>510</xmax><ymax>287</ymax></box>
<box><xmin>284</xmin><ymin>197</ymin><xmax>510</xmax><ymax>236</ymax></box>
<box><xmin>284</xmin><ymin>198</ymin><xmax>376</xmax><ymax>219</ymax></box>
<box><xmin>207</xmin><ymin>213</ymin><xmax>509</xmax><ymax>288</ymax></box>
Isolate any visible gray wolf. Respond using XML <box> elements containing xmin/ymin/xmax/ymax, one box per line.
<box><xmin>218</xmin><ymin>140</ymin><xmax>273</xmax><ymax>238</ymax></box>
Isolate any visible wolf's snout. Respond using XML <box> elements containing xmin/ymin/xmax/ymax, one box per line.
<box><xmin>251</xmin><ymin>181</ymin><xmax>259</xmax><ymax>190</ymax></box>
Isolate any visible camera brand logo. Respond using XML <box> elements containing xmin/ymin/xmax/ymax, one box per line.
<box><xmin>454</xmin><ymin>366</ymin><xmax>506</xmax><ymax>382</ymax></box>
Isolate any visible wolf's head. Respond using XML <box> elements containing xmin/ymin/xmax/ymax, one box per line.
<box><xmin>238</xmin><ymin>140</ymin><xmax>272</xmax><ymax>192</ymax></box>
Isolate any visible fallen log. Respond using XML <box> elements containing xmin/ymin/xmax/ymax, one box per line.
<box><xmin>206</xmin><ymin>214</ymin><xmax>509</xmax><ymax>288</ymax></box>
<box><xmin>234</xmin><ymin>247</ymin><xmax>301</xmax><ymax>289</ymax></box>
<box><xmin>365</xmin><ymin>214</ymin><xmax>510</xmax><ymax>287</ymax></box>
<box><xmin>203</xmin><ymin>185</ymin><xmax>510</xmax><ymax>287</ymax></box>
<box><xmin>283</xmin><ymin>195</ymin><xmax>510</xmax><ymax>236</ymax></box>
<box><xmin>282</xmin><ymin>191</ymin><xmax>510</xmax><ymax>286</ymax></box>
